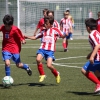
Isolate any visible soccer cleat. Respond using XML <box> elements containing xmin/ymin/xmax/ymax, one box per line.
<box><xmin>94</xmin><ymin>91</ymin><xmax>100</xmax><ymax>95</ymax></box>
<box><xmin>94</xmin><ymin>84</ymin><xmax>100</xmax><ymax>93</ymax></box>
<box><xmin>64</xmin><ymin>49</ymin><xmax>68</xmax><ymax>52</ymax></box>
<box><xmin>39</xmin><ymin>75</ymin><xmax>46</xmax><ymax>82</ymax></box>
<box><xmin>26</xmin><ymin>67</ymin><xmax>32</xmax><ymax>76</ymax></box>
<box><xmin>56</xmin><ymin>72</ymin><xmax>61</xmax><ymax>83</ymax></box>
<box><xmin>70</xmin><ymin>38</ymin><xmax>73</xmax><ymax>40</ymax></box>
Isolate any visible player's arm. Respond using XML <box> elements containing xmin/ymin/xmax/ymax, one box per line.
<box><xmin>25</xmin><ymin>32</ymin><xmax>43</xmax><ymax>40</ymax></box>
<box><xmin>60</xmin><ymin>20</ymin><xmax>63</xmax><ymax>31</ymax></box>
<box><xmin>33</xmin><ymin>27</ymin><xmax>39</xmax><ymax>36</ymax></box>
<box><xmin>33</xmin><ymin>19</ymin><xmax>42</xmax><ymax>36</ymax></box>
<box><xmin>53</xmin><ymin>28</ymin><xmax>66</xmax><ymax>39</ymax></box>
<box><xmin>25</xmin><ymin>35</ymin><xmax>36</xmax><ymax>40</ymax></box>
<box><xmin>16</xmin><ymin>29</ymin><xmax>26</xmax><ymax>44</ymax></box>
<box><xmin>69</xmin><ymin>20</ymin><xmax>73</xmax><ymax>33</ymax></box>
<box><xmin>89</xmin><ymin>44</ymin><xmax>100</xmax><ymax>64</ymax></box>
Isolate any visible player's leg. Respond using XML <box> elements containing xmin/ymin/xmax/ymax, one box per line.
<box><xmin>46</xmin><ymin>51</ymin><xmax>61</xmax><ymax>83</ymax></box>
<box><xmin>62</xmin><ymin>37</ymin><xmax>67</xmax><ymax>52</ymax></box>
<box><xmin>36</xmin><ymin>49</ymin><xmax>45</xmax><ymax>82</ymax></box>
<box><xmin>94</xmin><ymin>66</ymin><xmax>100</xmax><ymax>94</ymax></box>
<box><xmin>12</xmin><ymin>53</ymin><xmax>32</xmax><ymax>76</ymax></box>
<box><xmin>2</xmin><ymin>51</ymin><xmax>12</xmax><ymax>76</ymax></box>
<box><xmin>81</xmin><ymin>61</ymin><xmax>100</xmax><ymax>93</ymax></box>
<box><xmin>69</xmin><ymin>32</ymin><xmax>73</xmax><ymax>40</ymax></box>
<box><xmin>47</xmin><ymin>58</ymin><xmax>60</xmax><ymax>83</ymax></box>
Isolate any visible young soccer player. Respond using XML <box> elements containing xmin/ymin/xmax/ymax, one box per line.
<box><xmin>66</xmin><ymin>8</ymin><xmax>74</xmax><ymax>40</ymax></box>
<box><xmin>0</xmin><ymin>14</ymin><xmax>32</xmax><ymax>76</ymax></box>
<box><xmin>60</xmin><ymin>11</ymin><xmax>72</xmax><ymax>52</ymax></box>
<box><xmin>97</xmin><ymin>11</ymin><xmax>100</xmax><ymax>33</ymax></box>
<box><xmin>46</xmin><ymin>10</ymin><xmax>60</xmax><ymax>29</ymax></box>
<box><xmin>81</xmin><ymin>18</ymin><xmax>100</xmax><ymax>94</ymax></box>
<box><xmin>25</xmin><ymin>16</ymin><xmax>66</xmax><ymax>83</ymax></box>
<box><xmin>33</xmin><ymin>8</ymin><xmax>48</xmax><ymax>36</ymax></box>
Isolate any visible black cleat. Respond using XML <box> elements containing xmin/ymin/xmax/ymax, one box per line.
<box><xmin>26</xmin><ymin>67</ymin><xmax>32</xmax><ymax>76</ymax></box>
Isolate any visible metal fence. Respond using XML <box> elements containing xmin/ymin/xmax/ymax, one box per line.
<box><xmin>0</xmin><ymin>0</ymin><xmax>100</xmax><ymax>37</ymax></box>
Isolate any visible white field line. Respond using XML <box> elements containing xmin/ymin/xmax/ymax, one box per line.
<box><xmin>52</xmin><ymin>56</ymin><xmax>86</xmax><ymax>68</ymax></box>
<box><xmin>55</xmin><ymin>56</ymin><xmax>86</xmax><ymax>61</ymax></box>
<box><xmin>52</xmin><ymin>62</ymin><xmax>82</xmax><ymax>69</ymax></box>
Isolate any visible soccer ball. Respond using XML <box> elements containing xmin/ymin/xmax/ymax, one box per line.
<box><xmin>2</xmin><ymin>76</ymin><xmax>14</xmax><ymax>88</ymax></box>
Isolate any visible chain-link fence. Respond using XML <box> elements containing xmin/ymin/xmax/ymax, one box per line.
<box><xmin>0</xmin><ymin>0</ymin><xmax>100</xmax><ymax>37</ymax></box>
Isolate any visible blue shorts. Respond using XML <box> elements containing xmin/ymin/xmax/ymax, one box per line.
<box><xmin>36</xmin><ymin>49</ymin><xmax>55</xmax><ymax>61</ymax></box>
<box><xmin>63</xmin><ymin>32</ymin><xmax>71</xmax><ymax>39</ymax></box>
<box><xmin>2</xmin><ymin>51</ymin><xmax>21</xmax><ymax>64</ymax></box>
<box><xmin>82</xmin><ymin>60</ymin><xmax>100</xmax><ymax>72</ymax></box>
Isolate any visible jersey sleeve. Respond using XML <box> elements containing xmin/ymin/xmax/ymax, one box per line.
<box><xmin>35</xmin><ymin>31</ymin><xmax>43</xmax><ymax>39</ymax></box>
<box><xmin>37</xmin><ymin>18</ymin><xmax>44</xmax><ymax>29</ymax></box>
<box><xmin>15</xmin><ymin>28</ymin><xmax>25</xmax><ymax>41</ymax></box>
<box><xmin>89</xmin><ymin>31</ymin><xmax>100</xmax><ymax>46</ymax></box>
<box><xmin>53</xmin><ymin>28</ymin><xmax>63</xmax><ymax>37</ymax></box>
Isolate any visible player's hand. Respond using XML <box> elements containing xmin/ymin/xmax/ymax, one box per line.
<box><xmin>89</xmin><ymin>56</ymin><xmax>94</xmax><ymax>64</ymax></box>
<box><xmin>21</xmin><ymin>40</ymin><xmax>26</xmax><ymax>44</ymax></box>
<box><xmin>24</xmin><ymin>35</ymin><xmax>28</xmax><ymax>39</ymax></box>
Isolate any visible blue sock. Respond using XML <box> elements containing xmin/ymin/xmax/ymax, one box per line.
<box><xmin>22</xmin><ymin>64</ymin><xmax>29</xmax><ymax>70</ymax></box>
<box><xmin>5</xmin><ymin>66</ymin><xmax>10</xmax><ymax>76</ymax></box>
<box><xmin>70</xmin><ymin>33</ymin><xmax>73</xmax><ymax>38</ymax></box>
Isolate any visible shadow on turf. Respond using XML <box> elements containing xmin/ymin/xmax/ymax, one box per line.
<box><xmin>29</xmin><ymin>83</ymin><xmax>57</xmax><ymax>87</ymax></box>
<box><xmin>66</xmin><ymin>91</ymin><xmax>100</xmax><ymax>96</ymax></box>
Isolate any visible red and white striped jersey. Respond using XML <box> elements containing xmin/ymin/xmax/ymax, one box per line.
<box><xmin>36</xmin><ymin>27</ymin><xmax>63</xmax><ymax>51</ymax></box>
<box><xmin>89</xmin><ymin>30</ymin><xmax>100</xmax><ymax>61</ymax></box>
<box><xmin>60</xmin><ymin>18</ymin><xmax>72</xmax><ymax>33</ymax></box>
<box><xmin>53</xmin><ymin>20</ymin><xmax>60</xmax><ymax>29</ymax></box>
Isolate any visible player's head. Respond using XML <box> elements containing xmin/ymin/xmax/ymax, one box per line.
<box><xmin>85</xmin><ymin>18</ymin><xmax>97</xmax><ymax>33</ymax></box>
<box><xmin>97</xmin><ymin>11</ymin><xmax>100</xmax><ymax>19</ymax></box>
<box><xmin>44</xmin><ymin>16</ymin><xmax>54</xmax><ymax>29</ymax></box>
<box><xmin>66</xmin><ymin>8</ymin><xmax>70</xmax><ymax>13</ymax></box>
<box><xmin>43</xmin><ymin>8</ymin><xmax>48</xmax><ymax>17</ymax></box>
<box><xmin>64</xmin><ymin>12</ymin><xmax>69</xmax><ymax>19</ymax></box>
<box><xmin>3</xmin><ymin>14</ymin><xmax>14</xmax><ymax>25</ymax></box>
<box><xmin>47</xmin><ymin>10</ymin><xmax>54</xmax><ymax>17</ymax></box>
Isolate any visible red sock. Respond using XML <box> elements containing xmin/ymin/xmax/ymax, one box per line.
<box><xmin>52</xmin><ymin>69</ymin><xmax>58</xmax><ymax>77</ymax></box>
<box><xmin>66</xmin><ymin>42</ymin><xmax>68</xmax><ymax>49</ymax></box>
<box><xmin>62</xmin><ymin>43</ymin><xmax>66</xmax><ymax>49</ymax></box>
<box><xmin>85</xmin><ymin>72</ymin><xmax>100</xmax><ymax>84</ymax></box>
<box><xmin>38</xmin><ymin>63</ymin><xmax>45</xmax><ymax>75</ymax></box>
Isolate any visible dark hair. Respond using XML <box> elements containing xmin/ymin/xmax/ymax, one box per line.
<box><xmin>97</xmin><ymin>11</ymin><xmax>100</xmax><ymax>16</ymax></box>
<box><xmin>66</xmin><ymin>10</ymin><xmax>70</xmax><ymax>13</ymax></box>
<box><xmin>47</xmin><ymin>10</ymin><xmax>54</xmax><ymax>16</ymax></box>
<box><xmin>3</xmin><ymin>14</ymin><xmax>14</xmax><ymax>25</ymax></box>
<box><xmin>43</xmin><ymin>8</ymin><xmax>48</xmax><ymax>14</ymax></box>
<box><xmin>44</xmin><ymin>16</ymin><xmax>54</xmax><ymax>25</ymax></box>
<box><xmin>85</xmin><ymin>18</ymin><xmax>97</xmax><ymax>30</ymax></box>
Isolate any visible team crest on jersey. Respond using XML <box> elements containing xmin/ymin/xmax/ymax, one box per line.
<box><xmin>5</xmin><ymin>32</ymin><xmax>9</xmax><ymax>39</ymax></box>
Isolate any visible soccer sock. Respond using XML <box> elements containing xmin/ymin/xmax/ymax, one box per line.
<box><xmin>70</xmin><ymin>33</ymin><xmax>73</xmax><ymax>38</ymax></box>
<box><xmin>5</xmin><ymin>66</ymin><xmax>10</xmax><ymax>76</ymax></box>
<box><xmin>52</xmin><ymin>69</ymin><xmax>58</xmax><ymax>77</ymax></box>
<box><xmin>62</xmin><ymin>43</ymin><xmax>66</xmax><ymax>49</ymax></box>
<box><xmin>85</xmin><ymin>72</ymin><xmax>100</xmax><ymax>84</ymax></box>
<box><xmin>38</xmin><ymin>63</ymin><xmax>45</xmax><ymax>75</ymax></box>
<box><xmin>22</xmin><ymin>64</ymin><xmax>29</xmax><ymax>70</ymax></box>
<box><xmin>66</xmin><ymin>42</ymin><xmax>68</xmax><ymax>49</ymax></box>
